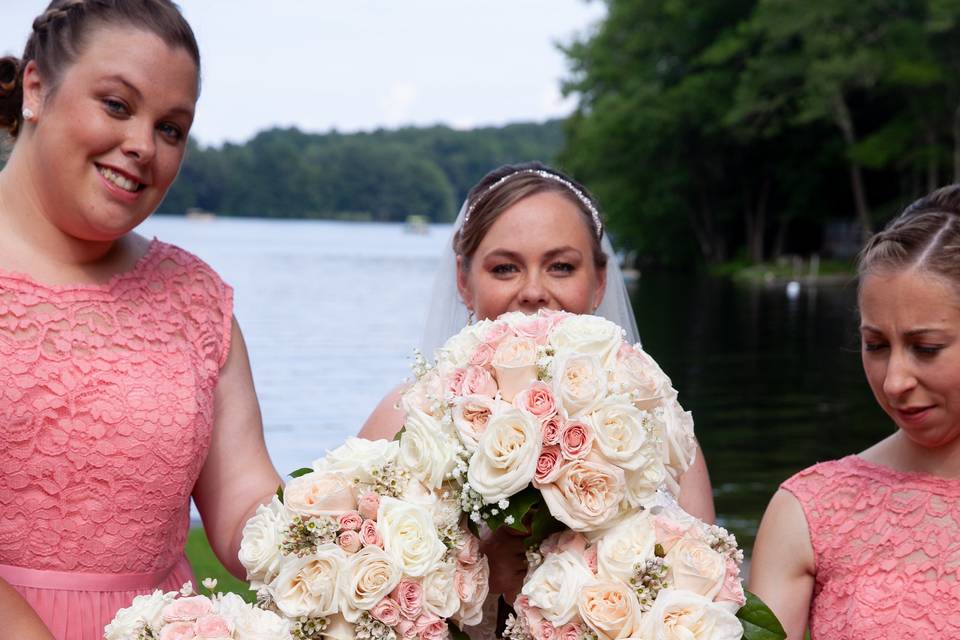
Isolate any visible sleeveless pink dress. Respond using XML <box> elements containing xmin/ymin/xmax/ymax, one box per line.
<box><xmin>0</xmin><ymin>240</ymin><xmax>233</xmax><ymax>640</ymax></box>
<box><xmin>782</xmin><ymin>455</ymin><xmax>960</xmax><ymax>639</ymax></box>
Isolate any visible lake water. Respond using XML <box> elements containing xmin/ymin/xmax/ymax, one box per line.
<box><xmin>137</xmin><ymin>215</ymin><xmax>889</xmax><ymax>553</ymax></box>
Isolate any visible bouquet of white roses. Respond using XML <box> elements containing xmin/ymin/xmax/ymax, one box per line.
<box><xmin>239</xmin><ymin>437</ymin><xmax>489</xmax><ymax>640</ymax></box>
<box><xmin>402</xmin><ymin>309</ymin><xmax>697</xmax><ymax>535</ymax></box>
<box><xmin>507</xmin><ymin>493</ymin><xmax>749</xmax><ymax>640</ymax></box>
<box><xmin>104</xmin><ymin>582</ymin><xmax>292</xmax><ymax>640</ymax></box>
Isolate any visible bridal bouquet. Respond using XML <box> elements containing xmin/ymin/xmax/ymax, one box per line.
<box><xmin>239</xmin><ymin>438</ymin><xmax>490</xmax><ymax>640</ymax></box>
<box><xmin>105</xmin><ymin>582</ymin><xmax>292</xmax><ymax>640</ymax></box>
<box><xmin>402</xmin><ymin>309</ymin><xmax>697</xmax><ymax>535</ymax></box>
<box><xmin>507</xmin><ymin>494</ymin><xmax>748</xmax><ymax>640</ymax></box>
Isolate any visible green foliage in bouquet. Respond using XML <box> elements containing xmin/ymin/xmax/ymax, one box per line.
<box><xmin>738</xmin><ymin>592</ymin><xmax>786</xmax><ymax>640</ymax></box>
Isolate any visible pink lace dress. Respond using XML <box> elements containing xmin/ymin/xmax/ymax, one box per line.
<box><xmin>782</xmin><ymin>455</ymin><xmax>960</xmax><ymax>639</ymax></box>
<box><xmin>0</xmin><ymin>240</ymin><xmax>233</xmax><ymax>640</ymax></box>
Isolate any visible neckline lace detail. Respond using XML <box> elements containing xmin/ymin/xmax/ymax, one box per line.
<box><xmin>844</xmin><ymin>454</ymin><xmax>960</xmax><ymax>496</ymax></box>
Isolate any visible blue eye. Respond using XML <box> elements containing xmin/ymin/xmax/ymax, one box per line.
<box><xmin>103</xmin><ymin>98</ymin><xmax>128</xmax><ymax>115</ymax></box>
<box><xmin>157</xmin><ymin>122</ymin><xmax>184</xmax><ymax>143</ymax></box>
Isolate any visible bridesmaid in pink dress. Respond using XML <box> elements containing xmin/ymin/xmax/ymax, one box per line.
<box><xmin>750</xmin><ymin>185</ymin><xmax>960</xmax><ymax>639</ymax></box>
<box><xmin>0</xmin><ymin>2</ymin><xmax>281</xmax><ymax>638</ymax></box>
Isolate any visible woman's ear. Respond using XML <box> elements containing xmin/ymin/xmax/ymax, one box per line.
<box><xmin>456</xmin><ymin>255</ymin><xmax>473</xmax><ymax>312</ymax></box>
<box><xmin>593</xmin><ymin>262</ymin><xmax>607</xmax><ymax>312</ymax></box>
<box><xmin>20</xmin><ymin>60</ymin><xmax>45</xmax><ymax>123</ymax></box>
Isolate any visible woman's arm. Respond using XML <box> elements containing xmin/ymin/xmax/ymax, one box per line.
<box><xmin>677</xmin><ymin>442</ymin><xmax>715</xmax><ymax>523</ymax></box>
<box><xmin>0</xmin><ymin>579</ymin><xmax>53</xmax><ymax>639</ymax></box>
<box><xmin>193</xmin><ymin>318</ymin><xmax>283</xmax><ymax>578</ymax></box>
<box><xmin>357</xmin><ymin>384</ymin><xmax>407</xmax><ymax>441</ymax></box>
<box><xmin>748</xmin><ymin>489</ymin><xmax>816</xmax><ymax>640</ymax></box>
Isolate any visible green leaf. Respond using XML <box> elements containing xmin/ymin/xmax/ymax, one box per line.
<box><xmin>525</xmin><ymin>504</ymin><xmax>565</xmax><ymax>548</ymax></box>
<box><xmin>738</xmin><ymin>591</ymin><xmax>786</xmax><ymax>640</ymax></box>
<box><xmin>275</xmin><ymin>484</ymin><xmax>284</xmax><ymax>503</ymax></box>
<box><xmin>466</xmin><ymin>516</ymin><xmax>480</xmax><ymax>538</ymax></box>
<box><xmin>392</xmin><ymin>426</ymin><xmax>407</xmax><ymax>442</ymax></box>
<box><xmin>447</xmin><ymin>620</ymin><xmax>470</xmax><ymax>640</ymax></box>
<box><xmin>288</xmin><ymin>467</ymin><xmax>314</xmax><ymax>478</ymax></box>
<box><xmin>485</xmin><ymin>485</ymin><xmax>541</xmax><ymax>533</ymax></box>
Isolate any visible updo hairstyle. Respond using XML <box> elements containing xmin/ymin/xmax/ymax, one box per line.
<box><xmin>0</xmin><ymin>0</ymin><xmax>200</xmax><ymax>139</ymax></box>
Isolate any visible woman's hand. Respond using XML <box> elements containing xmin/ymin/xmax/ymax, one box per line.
<box><xmin>480</xmin><ymin>525</ymin><xmax>528</xmax><ymax>604</ymax></box>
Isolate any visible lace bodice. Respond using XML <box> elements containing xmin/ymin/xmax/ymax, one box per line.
<box><xmin>782</xmin><ymin>455</ymin><xmax>960</xmax><ymax>639</ymax></box>
<box><xmin>0</xmin><ymin>240</ymin><xmax>232</xmax><ymax>573</ymax></box>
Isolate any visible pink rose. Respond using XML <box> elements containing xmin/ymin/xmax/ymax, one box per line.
<box><xmin>540</xmin><ymin>457</ymin><xmax>626</xmax><ymax>532</ymax></box>
<box><xmin>461</xmin><ymin>365</ymin><xmax>498</xmax><ymax>397</ymax></box>
<box><xmin>195</xmin><ymin>615</ymin><xmax>232</xmax><ymax>639</ymax></box>
<box><xmin>554</xmin><ymin>531</ymin><xmax>589</xmax><ymax>556</ymax></box>
<box><xmin>446</xmin><ymin>369</ymin><xmax>467</xmax><ymax>396</ymax></box>
<box><xmin>159</xmin><ymin>622</ymin><xmax>197</xmax><ymax>640</ymax></box>
<box><xmin>559</xmin><ymin>622</ymin><xmax>582</xmax><ymax>640</ymax></box>
<box><xmin>583</xmin><ymin>546</ymin><xmax>598</xmax><ymax>574</ymax></box>
<box><xmin>470</xmin><ymin>343</ymin><xmax>496</xmax><ymax>367</ymax></box>
<box><xmin>514</xmin><ymin>382</ymin><xmax>557</xmax><ymax>423</ymax></box>
<box><xmin>653</xmin><ymin>514</ymin><xmax>693</xmax><ymax>554</ymax></box>
<box><xmin>482</xmin><ymin>322</ymin><xmax>511</xmax><ymax>346</ymax></box>
<box><xmin>338</xmin><ymin>530</ymin><xmax>362</xmax><ymax>553</ymax></box>
<box><xmin>516</xmin><ymin>315</ymin><xmax>555</xmax><ymax>344</ymax></box>
<box><xmin>393</xmin><ymin>580</ymin><xmax>424</xmax><ymax>619</ymax></box>
<box><xmin>531</xmin><ymin>619</ymin><xmax>557</xmax><ymax>640</ymax></box>
<box><xmin>339</xmin><ymin>511</ymin><xmax>364</xmax><ymax>531</ymax></box>
<box><xmin>372</xmin><ymin>597</ymin><xmax>403</xmax><ymax>627</ymax></box>
<box><xmin>715</xmin><ymin>557</ymin><xmax>746</xmax><ymax>607</ymax></box>
<box><xmin>452</xmin><ymin>396</ymin><xmax>498</xmax><ymax>449</ymax></box>
<box><xmin>454</xmin><ymin>557</ymin><xmax>490</xmax><ymax>610</ymax></box>
<box><xmin>456</xmin><ymin>533</ymin><xmax>481</xmax><ymax>565</ymax></box>
<box><xmin>360</xmin><ymin>519</ymin><xmax>384</xmax><ymax>548</ymax></box>
<box><xmin>283</xmin><ymin>471</ymin><xmax>356</xmax><ymax>518</ymax></box>
<box><xmin>162</xmin><ymin>596</ymin><xmax>213</xmax><ymax>622</ymax></box>
<box><xmin>396</xmin><ymin>619</ymin><xmax>418</xmax><ymax>640</ymax></box>
<box><xmin>416</xmin><ymin>614</ymin><xmax>447</xmax><ymax>640</ymax></box>
<box><xmin>533</xmin><ymin>446</ymin><xmax>563</xmax><ymax>486</ymax></box>
<box><xmin>541</xmin><ymin>417</ymin><xmax>563</xmax><ymax>446</ymax></box>
<box><xmin>559</xmin><ymin>421</ymin><xmax>592</xmax><ymax>459</ymax></box>
<box><xmin>358</xmin><ymin>493</ymin><xmax>381</xmax><ymax>521</ymax></box>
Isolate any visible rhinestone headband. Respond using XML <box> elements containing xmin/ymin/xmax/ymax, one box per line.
<box><xmin>463</xmin><ymin>169</ymin><xmax>603</xmax><ymax>238</ymax></box>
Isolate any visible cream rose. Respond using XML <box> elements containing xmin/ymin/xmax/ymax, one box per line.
<box><xmin>284</xmin><ymin>471</ymin><xmax>356</xmax><ymax>519</ymax></box>
<box><xmin>313</xmin><ymin>438</ymin><xmax>400</xmax><ymax>484</ymax></box>
<box><xmin>377</xmin><ymin>497</ymin><xmax>447</xmax><ymax>577</ymax></box>
<box><xmin>401</xmin><ymin>369</ymin><xmax>444</xmax><ymax>417</ymax></box>
<box><xmin>238</xmin><ymin>497</ymin><xmax>286</xmax><ymax>587</ymax></box>
<box><xmin>539</xmin><ymin>457</ymin><xmax>625</xmax><ymax>532</ymax></box>
<box><xmin>399</xmin><ymin>407</ymin><xmax>457</xmax><ymax>489</ymax></box>
<box><xmin>577</xmin><ymin>579</ymin><xmax>642</xmax><ymax>640</ymax></box>
<box><xmin>453</xmin><ymin>395</ymin><xmax>509</xmax><ymax>452</ymax></box>
<box><xmin>547</xmin><ymin>315</ymin><xmax>623</xmax><ymax>368</ymax></box>
<box><xmin>215</xmin><ymin>592</ymin><xmax>292</xmax><ymax>640</ymax></box>
<box><xmin>659</xmin><ymin>400</ymin><xmax>698</xmax><ymax>483</ymax></box>
<box><xmin>467</xmin><ymin>406</ymin><xmax>542</xmax><ymax>503</ymax></box>
<box><xmin>454</xmin><ymin>557</ymin><xmax>490</xmax><ymax>626</ymax></box>
<box><xmin>105</xmin><ymin>590</ymin><xmax>175</xmax><ymax>640</ymax></box>
<box><xmin>520</xmin><ymin>551</ymin><xmax>595</xmax><ymax>625</ymax></box>
<box><xmin>421</xmin><ymin>560</ymin><xmax>460</xmax><ymax>618</ymax></box>
<box><xmin>338</xmin><ymin>545</ymin><xmax>403</xmax><ymax>622</ymax></box>
<box><xmin>665</xmin><ymin>537</ymin><xmax>726</xmax><ymax>600</ymax></box>
<box><xmin>595</xmin><ymin>510</ymin><xmax>656</xmax><ymax>583</ymax></box>
<box><xmin>436</xmin><ymin>321</ymin><xmax>489</xmax><ymax>369</ymax></box>
<box><xmin>587</xmin><ymin>396</ymin><xmax>651</xmax><ymax>470</ymax></box>
<box><xmin>269</xmin><ymin>545</ymin><xmax>347</xmax><ymax>618</ymax></box>
<box><xmin>514</xmin><ymin>382</ymin><xmax>558</xmax><ymax>423</ymax></box>
<box><xmin>320</xmin><ymin>614</ymin><xmax>355</xmax><ymax>640</ymax></box>
<box><xmin>492</xmin><ymin>336</ymin><xmax>540</xmax><ymax>401</ymax></box>
<box><xmin>639</xmin><ymin>590</ymin><xmax>742</xmax><ymax>640</ymax></box>
<box><xmin>610</xmin><ymin>344</ymin><xmax>672</xmax><ymax>404</ymax></box>
<box><xmin>552</xmin><ymin>353</ymin><xmax>607</xmax><ymax>418</ymax></box>
<box><xmin>623</xmin><ymin>459</ymin><xmax>667</xmax><ymax>508</ymax></box>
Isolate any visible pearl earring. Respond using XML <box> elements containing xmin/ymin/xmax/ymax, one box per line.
<box><xmin>22</xmin><ymin>107</ymin><xmax>35</xmax><ymax>121</ymax></box>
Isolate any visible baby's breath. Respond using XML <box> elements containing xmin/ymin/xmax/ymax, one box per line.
<box><xmin>355</xmin><ymin>612</ymin><xmax>397</xmax><ymax>640</ymax></box>
<box><xmin>704</xmin><ymin>524</ymin><xmax>744</xmax><ymax>564</ymax></box>
<box><xmin>358</xmin><ymin>461</ymin><xmax>411</xmax><ymax>498</ymax></box>
<box><xmin>630</xmin><ymin>556</ymin><xmax>670</xmax><ymax>611</ymax></box>
<box><xmin>281</xmin><ymin>516</ymin><xmax>338</xmax><ymax>556</ymax></box>
<box><xmin>291</xmin><ymin>616</ymin><xmax>329</xmax><ymax>640</ymax></box>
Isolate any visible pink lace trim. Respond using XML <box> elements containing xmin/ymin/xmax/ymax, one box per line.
<box><xmin>0</xmin><ymin>241</ymin><xmax>232</xmax><ymax>573</ymax></box>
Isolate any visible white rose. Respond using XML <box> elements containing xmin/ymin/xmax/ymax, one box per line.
<box><xmin>422</xmin><ymin>560</ymin><xmax>460</xmax><ymax>618</ymax></box>
<box><xmin>215</xmin><ymin>592</ymin><xmax>293</xmax><ymax>640</ymax></box>
<box><xmin>436</xmin><ymin>320</ymin><xmax>492</xmax><ymax>370</ymax></box>
<box><xmin>399</xmin><ymin>407</ymin><xmax>458</xmax><ymax>489</ymax></box>
<box><xmin>577</xmin><ymin>579</ymin><xmax>643</xmax><ymax>640</ymax></box>
<box><xmin>610</xmin><ymin>344</ymin><xmax>672</xmax><ymax>404</ymax></box>
<box><xmin>467</xmin><ymin>406</ymin><xmax>542</xmax><ymax>504</ymax></box>
<box><xmin>540</xmin><ymin>457</ymin><xmax>625</xmax><ymax>532</ymax></box>
<box><xmin>238</xmin><ymin>496</ymin><xmax>286</xmax><ymax>587</ymax></box>
<box><xmin>492</xmin><ymin>336</ymin><xmax>539</xmax><ymax>401</ymax></box>
<box><xmin>339</xmin><ymin>545</ymin><xmax>403</xmax><ymax>622</ymax></box>
<box><xmin>548</xmin><ymin>315</ymin><xmax>623</xmax><ymax>369</ymax></box>
<box><xmin>321</xmin><ymin>614</ymin><xmax>356</xmax><ymax>640</ymax></box>
<box><xmin>269</xmin><ymin>545</ymin><xmax>347</xmax><ymax>618</ymax></box>
<box><xmin>105</xmin><ymin>590</ymin><xmax>175</xmax><ymax>639</ymax></box>
<box><xmin>587</xmin><ymin>396</ymin><xmax>651</xmax><ymax>471</ymax></box>
<box><xmin>640</xmin><ymin>589</ymin><xmax>742</xmax><ymax>640</ymax></box>
<box><xmin>659</xmin><ymin>399</ymin><xmax>697</xmax><ymax>486</ymax></box>
<box><xmin>313</xmin><ymin>437</ymin><xmax>399</xmax><ymax>484</ymax></box>
<box><xmin>552</xmin><ymin>353</ymin><xmax>607</xmax><ymax>418</ymax></box>
<box><xmin>377</xmin><ymin>497</ymin><xmax>447</xmax><ymax>577</ymax></box>
<box><xmin>520</xmin><ymin>551</ymin><xmax>595</xmax><ymax>625</ymax></box>
<box><xmin>623</xmin><ymin>457</ymin><xmax>667</xmax><ymax>508</ymax></box>
<box><xmin>666</xmin><ymin>537</ymin><xmax>726</xmax><ymax>600</ymax></box>
<box><xmin>284</xmin><ymin>471</ymin><xmax>357</xmax><ymax>519</ymax></box>
<box><xmin>595</xmin><ymin>510</ymin><xmax>656</xmax><ymax>583</ymax></box>
<box><xmin>452</xmin><ymin>395</ymin><xmax>510</xmax><ymax>452</ymax></box>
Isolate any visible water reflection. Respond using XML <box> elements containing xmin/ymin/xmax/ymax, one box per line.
<box><xmin>633</xmin><ymin>274</ymin><xmax>889</xmax><ymax>552</ymax></box>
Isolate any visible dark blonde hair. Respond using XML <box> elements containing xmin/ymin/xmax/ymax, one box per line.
<box><xmin>858</xmin><ymin>185</ymin><xmax>960</xmax><ymax>288</ymax></box>
<box><xmin>0</xmin><ymin>0</ymin><xmax>200</xmax><ymax>139</ymax></box>
<box><xmin>454</xmin><ymin>162</ymin><xmax>608</xmax><ymax>271</ymax></box>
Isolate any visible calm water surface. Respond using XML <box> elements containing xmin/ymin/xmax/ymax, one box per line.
<box><xmin>137</xmin><ymin>216</ymin><xmax>889</xmax><ymax>553</ymax></box>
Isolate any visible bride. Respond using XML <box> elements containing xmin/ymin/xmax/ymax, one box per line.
<box><xmin>359</xmin><ymin>162</ymin><xmax>715</xmax><ymax>606</ymax></box>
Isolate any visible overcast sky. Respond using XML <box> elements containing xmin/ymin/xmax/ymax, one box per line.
<box><xmin>3</xmin><ymin>1</ymin><xmax>606</xmax><ymax>146</ymax></box>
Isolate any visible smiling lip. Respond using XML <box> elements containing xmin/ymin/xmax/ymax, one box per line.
<box><xmin>95</xmin><ymin>163</ymin><xmax>147</xmax><ymax>202</ymax></box>
<box><xmin>896</xmin><ymin>405</ymin><xmax>935</xmax><ymax>425</ymax></box>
